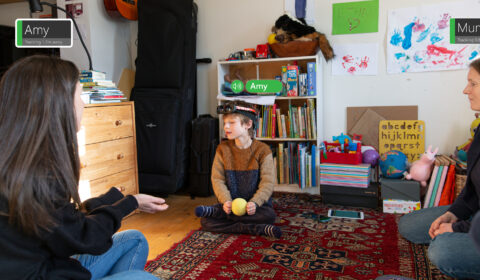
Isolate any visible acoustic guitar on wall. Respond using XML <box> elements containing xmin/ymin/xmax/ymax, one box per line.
<box><xmin>104</xmin><ymin>0</ymin><xmax>137</xmax><ymax>21</ymax></box>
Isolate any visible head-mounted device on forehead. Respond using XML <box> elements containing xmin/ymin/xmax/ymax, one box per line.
<box><xmin>216</xmin><ymin>101</ymin><xmax>257</xmax><ymax>116</ymax></box>
<box><xmin>217</xmin><ymin>101</ymin><xmax>258</xmax><ymax>128</ymax></box>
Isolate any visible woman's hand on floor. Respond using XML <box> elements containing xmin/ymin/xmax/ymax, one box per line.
<box><xmin>134</xmin><ymin>194</ymin><xmax>169</xmax><ymax>213</ymax></box>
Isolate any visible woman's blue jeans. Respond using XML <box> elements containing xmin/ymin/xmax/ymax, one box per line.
<box><xmin>72</xmin><ymin>230</ymin><xmax>158</xmax><ymax>280</ymax></box>
<box><xmin>399</xmin><ymin>206</ymin><xmax>480</xmax><ymax>279</ymax></box>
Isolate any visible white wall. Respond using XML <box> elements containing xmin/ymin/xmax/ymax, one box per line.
<box><xmin>195</xmin><ymin>0</ymin><xmax>473</xmax><ymax>154</ymax></box>
<box><xmin>56</xmin><ymin>0</ymin><xmax>132</xmax><ymax>81</ymax></box>
<box><xmin>0</xmin><ymin>2</ymin><xmax>30</xmax><ymax>24</ymax></box>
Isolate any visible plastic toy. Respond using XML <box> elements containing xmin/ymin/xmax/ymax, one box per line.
<box><xmin>332</xmin><ymin>133</ymin><xmax>352</xmax><ymax>152</ymax></box>
<box><xmin>352</xmin><ymin>134</ymin><xmax>363</xmax><ymax>143</ymax></box>
<box><xmin>268</xmin><ymin>33</ymin><xmax>278</xmax><ymax>44</ymax></box>
<box><xmin>404</xmin><ymin>145</ymin><xmax>439</xmax><ymax>187</ymax></box>
<box><xmin>362</xmin><ymin>149</ymin><xmax>380</xmax><ymax>167</ymax></box>
<box><xmin>379</xmin><ymin>150</ymin><xmax>408</xmax><ymax>179</ymax></box>
<box><xmin>456</xmin><ymin>113</ymin><xmax>480</xmax><ymax>161</ymax></box>
<box><xmin>232</xmin><ymin>198</ymin><xmax>247</xmax><ymax>216</ymax></box>
<box><xmin>256</xmin><ymin>44</ymin><xmax>270</xmax><ymax>59</ymax></box>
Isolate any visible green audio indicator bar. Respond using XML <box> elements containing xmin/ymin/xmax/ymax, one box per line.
<box><xmin>231</xmin><ymin>80</ymin><xmax>283</xmax><ymax>94</ymax></box>
<box><xmin>15</xmin><ymin>19</ymin><xmax>72</xmax><ymax>48</ymax></box>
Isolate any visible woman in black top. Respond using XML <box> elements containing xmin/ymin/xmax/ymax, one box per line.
<box><xmin>0</xmin><ymin>55</ymin><xmax>168</xmax><ymax>279</ymax></box>
<box><xmin>398</xmin><ymin>58</ymin><xmax>480</xmax><ymax>279</ymax></box>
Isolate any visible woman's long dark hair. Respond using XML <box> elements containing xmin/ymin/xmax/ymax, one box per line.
<box><xmin>0</xmin><ymin>55</ymin><xmax>81</xmax><ymax>236</ymax></box>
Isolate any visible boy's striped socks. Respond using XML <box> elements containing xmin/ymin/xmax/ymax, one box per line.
<box><xmin>195</xmin><ymin>206</ymin><xmax>220</xmax><ymax>217</ymax></box>
<box><xmin>263</xmin><ymin>224</ymin><xmax>282</xmax><ymax>238</ymax></box>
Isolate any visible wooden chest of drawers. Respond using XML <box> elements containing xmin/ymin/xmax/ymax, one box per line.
<box><xmin>77</xmin><ymin>102</ymin><xmax>139</xmax><ymax>201</ymax></box>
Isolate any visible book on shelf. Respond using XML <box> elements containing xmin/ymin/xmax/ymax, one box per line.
<box><xmin>271</xmin><ymin>104</ymin><xmax>277</xmax><ymax>139</ymax></box>
<box><xmin>256</xmin><ymin>102</ymin><xmax>316</xmax><ymax>139</ymax></box>
<box><xmin>271</xmin><ymin>142</ymin><xmax>319</xmax><ymax>188</ymax></box>
<box><xmin>80</xmin><ymin>70</ymin><xmax>106</xmax><ymax>80</ymax></box>
<box><xmin>423</xmin><ymin>164</ymin><xmax>439</xmax><ymax>208</ymax></box>
<box><xmin>307</xmin><ymin>62</ymin><xmax>316</xmax><ymax>96</ymax></box>
<box><xmin>276</xmin><ymin>108</ymin><xmax>282</xmax><ymax>139</ymax></box>
<box><xmin>433</xmin><ymin>165</ymin><xmax>449</xmax><ymax>207</ymax></box>
<box><xmin>281</xmin><ymin>115</ymin><xmax>287</xmax><ymax>138</ymax></box>
<box><xmin>438</xmin><ymin>161</ymin><xmax>457</xmax><ymax>206</ymax></box>
<box><xmin>278</xmin><ymin>143</ymin><xmax>284</xmax><ymax>184</ymax></box>
<box><xmin>423</xmin><ymin>155</ymin><xmax>456</xmax><ymax>208</ymax></box>
<box><xmin>90</xmin><ymin>99</ymin><xmax>122</xmax><ymax>104</ymax></box>
<box><xmin>286</xmin><ymin>65</ymin><xmax>298</xmax><ymax>97</ymax></box>
<box><xmin>428</xmin><ymin>165</ymin><xmax>444</xmax><ymax>208</ymax></box>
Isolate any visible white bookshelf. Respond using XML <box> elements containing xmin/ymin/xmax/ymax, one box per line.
<box><xmin>217</xmin><ymin>54</ymin><xmax>324</xmax><ymax>194</ymax></box>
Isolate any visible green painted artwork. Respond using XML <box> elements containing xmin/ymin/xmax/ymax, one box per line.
<box><xmin>332</xmin><ymin>0</ymin><xmax>378</xmax><ymax>35</ymax></box>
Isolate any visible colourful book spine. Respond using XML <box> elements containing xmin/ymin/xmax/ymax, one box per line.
<box><xmin>307</xmin><ymin>62</ymin><xmax>316</xmax><ymax>96</ymax></box>
<box><xmin>428</xmin><ymin>165</ymin><xmax>444</xmax><ymax>208</ymax></box>
<box><xmin>278</xmin><ymin>143</ymin><xmax>284</xmax><ymax>184</ymax></box>
<box><xmin>284</xmin><ymin>147</ymin><xmax>290</xmax><ymax>184</ymax></box>
<box><xmin>286</xmin><ymin>65</ymin><xmax>298</xmax><ymax>96</ymax></box>
<box><xmin>423</xmin><ymin>165</ymin><xmax>439</xmax><ymax>208</ymax></box>
<box><xmin>434</xmin><ymin>164</ymin><xmax>449</xmax><ymax>206</ymax></box>
<box><xmin>311</xmin><ymin>145</ymin><xmax>316</xmax><ymax>186</ymax></box>
<box><xmin>281</xmin><ymin>115</ymin><xmax>287</xmax><ymax>138</ymax></box>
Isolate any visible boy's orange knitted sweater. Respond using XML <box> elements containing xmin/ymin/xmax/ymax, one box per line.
<box><xmin>211</xmin><ymin>139</ymin><xmax>275</xmax><ymax>207</ymax></box>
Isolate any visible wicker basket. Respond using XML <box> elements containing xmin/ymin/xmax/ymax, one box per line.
<box><xmin>455</xmin><ymin>174</ymin><xmax>467</xmax><ymax>199</ymax></box>
<box><xmin>269</xmin><ymin>41</ymin><xmax>319</xmax><ymax>57</ymax></box>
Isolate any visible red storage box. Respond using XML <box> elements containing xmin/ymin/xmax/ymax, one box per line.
<box><xmin>320</xmin><ymin>141</ymin><xmax>362</xmax><ymax>165</ymax></box>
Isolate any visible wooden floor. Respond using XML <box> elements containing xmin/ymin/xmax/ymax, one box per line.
<box><xmin>119</xmin><ymin>194</ymin><xmax>217</xmax><ymax>260</ymax></box>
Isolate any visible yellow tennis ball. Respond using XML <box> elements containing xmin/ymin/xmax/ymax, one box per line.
<box><xmin>232</xmin><ymin>198</ymin><xmax>247</xmax><ymax>216</ymax></box>
<box><xmin>268</xmin><ymin>33</ymin><xmax>278</xmax><ymax>44</ymax></box>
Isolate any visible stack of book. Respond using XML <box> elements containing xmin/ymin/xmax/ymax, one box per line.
<box><xmin>80</xmin><ymin>70</ymin><xmax>127</xmax><ymax>104</ymax></box>
<box><xmin>423</xmin><ymin>155</ymin><xmax>457</xmax><ymax>208</ymax></box>
<box><xmin>319</xmin><ymin>163</ymin><xmax>371</xmax><ymax>188</ymax></box>
<box><xmin>256</xmin><ymin>99</ymin><xmax>316</xmax><ymax>139</ymax></box>
<box><xmin>271</xmin><ymin>142</ymin><xmax>320</xmax><ymax>188</ymax></box>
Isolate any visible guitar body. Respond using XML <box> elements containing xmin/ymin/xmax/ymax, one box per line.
<box><xmin>104</xmin><ymin>0</ymin><xmax>138</xmax><ymax>21</ymax></box>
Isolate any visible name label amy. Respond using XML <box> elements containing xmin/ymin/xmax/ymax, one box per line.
<box><xmin>15</xmin><ymin>19</ymin><xmax>72</xmax><ymax>48</ymax></box>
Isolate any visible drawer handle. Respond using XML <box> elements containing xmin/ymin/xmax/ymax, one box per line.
<box><xmin>115</xmin><ymin>120</ymin><xmax>123</xmax><ymax>126</ymax></box>
<box><xmin>117</xmin><ymin>153</ymin><xmax>124</xmax><ymax>160</ymax></box>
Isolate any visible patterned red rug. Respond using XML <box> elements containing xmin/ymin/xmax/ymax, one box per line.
<box><xmin>146</xmin><ymin>193</ymin><xmax>452</xmax><ymax>279</ymax></box>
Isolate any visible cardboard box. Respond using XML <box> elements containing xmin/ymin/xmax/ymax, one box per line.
<box><xmin>383</xmin><ymin>199</ymin><xmax>421</xmax><ymax>214</ymax></box>
<box><xmin>380</xmin><ymin>178</ymin><xmax>420</xmax><ymax>201</ymax></box>
<box><xmin>321</xmin><ymin>183</ymin><xmax>378</xmax><ymax>209</ymax></box>
<box><xmin>346</xmin><ymin>106</ymin><xmax>418</xmax><ymax>150</ymax></box>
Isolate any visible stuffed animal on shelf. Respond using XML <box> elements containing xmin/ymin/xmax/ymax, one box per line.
<box><xmin>271</xmin><ymin>13</ymin><xmax>334</xmax><ymax>61</ymax></box>
<box><xmin>404</xmin><ymin>145</ymin><xmax>439</xmax><ymax>187</ymax></box>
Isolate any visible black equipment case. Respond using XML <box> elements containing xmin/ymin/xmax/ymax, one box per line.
<box><xmin>188</xmin><ymin>115</ymin><xmax>219</xmax><ymax>197</ymax></box>
<box><xmin>131</xmin><ymin>0</ymin><xmax>197</xmax><ymax>195</ymax></box>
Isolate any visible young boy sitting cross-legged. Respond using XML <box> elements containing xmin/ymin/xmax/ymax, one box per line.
<box><xmin>195</xmin><ymin>101</ymin><xmax>281</xmax><ymax>238</ymax></box>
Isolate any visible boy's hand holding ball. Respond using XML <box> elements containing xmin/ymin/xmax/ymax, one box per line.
<box><xmin>246</xmin><ymin>202</ymin><xmax>256</xmax><ymax>215</ymax></box>
<box><xmin>223</xmin><ymin>201</ymin><xmax>232</xmax><ymax>214</ymax></box>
